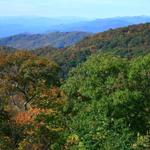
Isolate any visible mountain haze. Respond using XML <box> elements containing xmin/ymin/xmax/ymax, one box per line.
<box><xmin>1</xmin><ymin>16</ymin><xmax>150</xmax><ymax>37</ymax></box>
<box><xmin>0</xmin><ymin>32</ymin><xmax>91</xmax><ymax>49</ymax></box>
<box><xmin>0</xmin><ymin>16</ymin><xmax>89</xmax><ymax>37</ymax></box>
<box><xmin>59</xmin><ymin>16</ymin><xmax>150</xmax><ymax>33</ymax></box>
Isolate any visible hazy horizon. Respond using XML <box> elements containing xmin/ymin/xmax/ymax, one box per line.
<box><xmin>1</xmin><ymin>15</ymin><xmax>150</xmax><ymax>21</ymax></box>
<box><xmin>0</xmin><ymin>0</ymin><xmax>150</xmax><ymax>19</ymax></box>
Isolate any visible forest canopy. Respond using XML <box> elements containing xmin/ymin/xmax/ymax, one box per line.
<box><xmin>1</xmin><ymin>23</ymin><xmax>150</xmax><ymax>149</ymax></box>
<box><xmin>0</xmin><ymin>49</ymin><xmax>150</xmax><ymax>149</ymax></box>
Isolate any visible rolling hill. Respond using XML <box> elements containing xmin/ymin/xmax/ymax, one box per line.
<box><xmin>2</xmin><ymin>23</ymin><xmax>150</xmax><ymax>76</ymax></box>
<box><xmin>0</xmin><ymin>46</ymin><xmax>16</xmax><ymax>53</ymax></box>
<box><xmin>0</xmin><ymin>32</ymin><xmax>91</xmax><ymax>49</ymax></box>
<box><xmin>34</xmin><ymin>23</ymin><xmax>150</xmax><ymax>76</ymax></box>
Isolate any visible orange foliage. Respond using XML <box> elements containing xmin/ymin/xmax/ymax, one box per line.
<box><xmin>40</xmin><ymin>87</ymin><xmax>67</xmax><ymax>105</ymax></box>
<box><xmin>0</xmin><ymin>51</ymin><xmax>35</xmax><ymax>68</ymax></box>
<box><xmin>14</xmin><ymin>107</ymin><xmax>55</xmax><ymax>125</ymax></box>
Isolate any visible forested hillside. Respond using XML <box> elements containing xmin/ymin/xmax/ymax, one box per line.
<box><xmin>1</xmin><ymin>23</ymin><xmax>150</xmax><ymax>149</ymax></box>
<box><xmin>75</xmin><ymin>23</ymin><xmax>150</xmax><ymax>56</ymax></box>
<box><xmin>0</xmin><ymin>32</ymin><xmax>91</xmax><ymax>49</ymax></box>
<box><xmin>0</xmin><ymin>51</ymin><xmax>150</xmax><ymax>149</ymax></box>
<box><xmin>35</xmin><ymin>23</ymin><xmax>150</xmax><ymax>76</ymax></box>
<box><xmin>0</xmin><ymin>46</ymin><xmax>16</xmax><ymax>53</ymax></box>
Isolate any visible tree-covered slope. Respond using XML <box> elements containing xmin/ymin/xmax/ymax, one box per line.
<box><xmin>2</xmin><ymin>23</ymin><xmax>150</xmax><ymax>77</ymax></box>
<box><xmin>1</xmin><ymin>23</ymin><xmax>150</xmax><ymax>150</ymax></box>
<box><xmin>34</xmin><ymin>23</ymin><xmax>150</xmax><ymax>76</ymax></box>
<box><xmin>74</xmin><ymin>23</ymin><xmax>150</xmax><ymax>56</ymax></box>
<box><xmin>0</xmin><ymin>46</ymin><xmax>16</xmax><ymax>53</ymax></box>
<box><xmin>61</xmin><ymin>54</ymin><xmax>150</xmax><ymax>149</ymax></box>
<box><xmin>0</xmin><ymin>32</ymin><xmax>91</xmax><ymax>49</ymax></box>
<box><xmin>1</xmin><ymin>50</ymin><xmax>150</xmax><ymax>149</ymax></box>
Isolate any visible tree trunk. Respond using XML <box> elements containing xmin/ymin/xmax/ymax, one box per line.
<box><xmin>24</xmin><ymin>102</ymin><xmax>29</xmax><ymax>111</ymax></box>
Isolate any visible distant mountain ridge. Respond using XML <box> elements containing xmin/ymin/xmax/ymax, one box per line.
<box><xmin>55</xmin><ymin>16</ymin><xmax>150</xmax><ymax>33</ymax></box>
<box><xmin>0</xmin><ymin>32</ymin><xmax>91</xmax><ymax>49</ymax></box>
<box><xmin>1</xmin><ymin>16</ymin><xmax>150</xmax><ymax>37</ymax></box>
<box><xmin>0</xmin><ymin>16</ymin><xmax>89</xmax><ymax>37</ymax></box>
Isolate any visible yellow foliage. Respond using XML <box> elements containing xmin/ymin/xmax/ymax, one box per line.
<box><xmin>18</xmin><ymin>139</ymin><xmax>42</xmax><ymax>150</ymax></box>
<box><xmin>132</xmin><ymin>133</ymin><xmax>150</xmax><ymax>149</ymax></box>
<box><xmin>66</xmin><ymin>134</ymin><xmax>80</xmax><ymax>145</ymax></box>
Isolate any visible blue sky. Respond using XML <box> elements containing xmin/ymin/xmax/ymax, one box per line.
<box><xmin>0</xmin><ymin>0</ymin><xmax>150</xmax><ymax>18</ymax></box>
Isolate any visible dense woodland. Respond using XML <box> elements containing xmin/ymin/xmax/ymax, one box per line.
<box><xmin>33</xmin><ymin>23</ymin><xmax>150</xmax><ymax>76</ymax></box>
<box><xmin>0</xmin><ymin>23</ymin><xmax>150</xmax><ymax>149</ymax></box>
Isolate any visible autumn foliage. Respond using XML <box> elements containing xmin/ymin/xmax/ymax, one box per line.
<box><xmin>1</xmin><ymin>24</ymin><xmax>150</xmax><ymax>149</ymax></box>
<box><xmin>13</xmin><ymin>108</ymin><xmax>55</xmax><ymax>125</ymax></box>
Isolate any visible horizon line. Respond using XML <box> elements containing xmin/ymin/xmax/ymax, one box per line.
<box><xmin>0</xmin><ymin>15</ymin><xmax>150</xmax><ymax>19</ymax></box>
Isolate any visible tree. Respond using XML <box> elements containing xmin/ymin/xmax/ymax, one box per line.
<box><xmin>0</xmin><ymin>51</ymin><xmax>60</xmax><ymax>110</ymax></box>
<box><xmin>62</xmin><ymin>54</ymin><xmax>150</xmax><ymax>149</ymax></box>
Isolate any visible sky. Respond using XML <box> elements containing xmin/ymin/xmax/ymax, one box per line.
<box><xmin>0</xmin><ymin>0</ymin><xmax>150</xmax><ymax>18</ymax></box>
